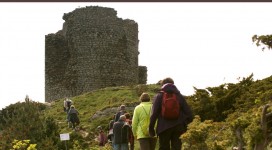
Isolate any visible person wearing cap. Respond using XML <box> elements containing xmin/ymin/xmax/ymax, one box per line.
<box><xmin>149</xmin><ymin>77</ymin><xmax>193</xmax><ymax>150</ymax></box>
<box><xmin>113</xmin><ymin>115</ymin><xmax>130</xmax><ymax>150</ymax></box>
<box><xmin>114</xmin><ymin>104</ymin><xmax>127</xmax><ymax>122</ymax></box>
<box><xmin>132</xmin><ymin>92</ymin><xmax>157</xmax><ymax>150</ymax></box>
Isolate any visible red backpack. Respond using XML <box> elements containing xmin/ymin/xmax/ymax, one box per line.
<box><xmin>161</xmin><ymin>91</ymin><xmax>180</xmax><ymax>120</ymax></box>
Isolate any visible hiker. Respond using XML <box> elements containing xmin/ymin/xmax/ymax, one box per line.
<box><xmin>114</xmin><ymin>104</ymin><xmax>127</xmax><ymax>122</ymax></box>
<box><xmin>108</xmin><ymin>114</ymin><xmax>115</xmax><ymax>147</ymax></box>
<box><xmin>97</xmin><ymin>126</ymin><xmax>107</xmax><ymax>147</ymax></box>
<box><xmin>149</xmin><ymin>77</ymin><xmax>193</xmax><ymax>150</ymax></box>
<box><xmin>124</xmin><ymin>112</ymin><xmax>134</xmax><ymax>150</ymax></box>
<box><xmin>64</xmin><ymin>97</ymin><xmax>73</xmax><ymax>121</ymax></box>
<box><xmin>64</xmin><ymin>97</ymin><xmax>73</xmax><ymax>113</ymax></box>
<box><xmin>113</xmin><ymin>115</ymin><xmax>130</xmax><ymax>150</ymax></box>
<box><xmin>68</xmin><ymin>105</ymin><xmax>80</xmax><ymax>130</ymax></box>
<box><xmin>25</xmin><ymin>95</ymin><xmax>30</xmax><ymax>103</ymax></box>
<box><xmin>132</xmin><ymin>93</ymin><xmax>157</xmax><ymax>150</ymax></box>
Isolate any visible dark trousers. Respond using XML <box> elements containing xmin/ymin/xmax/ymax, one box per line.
<box><xmin>158</xmin><ymin>125</ymin><xmax>183</xmax><ymax>150</ymax></box>
<box><xmin>138</xmin><ymin>138</ymin><xmax>157</xmax><ymax>150</ymax></box>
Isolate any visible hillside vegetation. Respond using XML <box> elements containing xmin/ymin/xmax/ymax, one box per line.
<box><xmin>1</xmin><ymin>74</ymin><xmax>272</xmax><ymax>150</ymax></box>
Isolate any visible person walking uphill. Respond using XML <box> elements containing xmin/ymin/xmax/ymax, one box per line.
<box><xmin>114</xmin><ymin>104</ymin><xmax>127</xmax><ymax>122</ymax></box>
<box><xmin>64</xmin><ymin>97</ymin><xmax>73</xmax><ymax>113</ymax></box>
<box><xmin>68</xmin><ymin>105</ymin><xmax>80</xmax><ymax>130</ymax></box>
<box><xmin>113</xmin><ymin>115</ymin><xmax>130</xmax><ymax>150</ymax></box>
<box><xmin>149</xmin><ymin>77</ymin><xmax>193</xmax><ymax>150</ymax></box>
<box><xmin>132</xmin><ymin>93</ymin><xmax>157</xmax><ymax>150</ymax></box>
<box><xmin>64</xmin><ymin>97</ymin><xmax>73</xmax><ymax>122</ymax></box>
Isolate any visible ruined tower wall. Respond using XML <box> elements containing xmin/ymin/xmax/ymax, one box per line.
<box><xmin>138</xmin><ymin>66</ymin><xmax>148</xmax><ymax>84</ymax></box>
<box><xmin>45</xmin><ymin>6</ymin><xmax>147</xmax><ymax>102</ymax></box>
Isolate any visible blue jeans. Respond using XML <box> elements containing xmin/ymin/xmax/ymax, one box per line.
<box><xmin>113</xmin><ymin>143</ymin><xmax>129</xmax><ymax>150</ymax></box>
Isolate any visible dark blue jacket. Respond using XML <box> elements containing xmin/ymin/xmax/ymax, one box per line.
<box><xmin>149</xmin><ymin>83</ymin><xmax>193</xmax><ymax>135</ymax></box>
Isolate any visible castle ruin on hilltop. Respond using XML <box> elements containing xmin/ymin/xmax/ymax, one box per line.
<box><xmin>45</xmin><ymin>6</ymin><xmax>147</xmax><ymax>102</ymax></box>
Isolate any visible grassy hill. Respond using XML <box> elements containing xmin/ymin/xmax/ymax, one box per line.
<box><xmin>44</xmin><ymin>84</ymin><xmax>161</xmax><ymax>149</ymax></box>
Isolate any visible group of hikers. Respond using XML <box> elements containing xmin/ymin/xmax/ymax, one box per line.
<box><xmin>97</xmin><ymin>77</ymin><xmax>193</xmax><ymax>150</ymax></box>
<box><xmin>63</xmin><ymin>77</ymin><xmax>193</xmax><ymax>150</ymax></box>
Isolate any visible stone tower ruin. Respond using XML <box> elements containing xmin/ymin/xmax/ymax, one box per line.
<box><xmin>45</xmin><ymin>6</ymin><xmax>147</xmax><ymax>102</ymax></box>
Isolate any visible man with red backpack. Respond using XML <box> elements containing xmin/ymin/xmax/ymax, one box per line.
<box><xmin>149</xmin><ymin>77</ymin><xmax>193</xmax><ymax>150</ymax></box>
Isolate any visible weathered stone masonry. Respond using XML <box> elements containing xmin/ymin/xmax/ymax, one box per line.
<box><xmin>45</xmin><ymin>6</ymin><xmax>147</xmax><ymax>102</ymax></box>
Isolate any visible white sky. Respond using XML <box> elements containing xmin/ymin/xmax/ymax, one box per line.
<box><xmin>0</xmin><ymin>2</ymin><xmax>272</xmax><ymax>109</ymax></box>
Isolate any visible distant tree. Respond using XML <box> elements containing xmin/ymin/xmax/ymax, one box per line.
<box><xmin>187</xmin><ymin>87</ymin><xmax>216</xmax><ymax>121</ymax></box>
<box><xmin>187</xmin><ymin>74</ymin><xmax>255</xmax><ymax>122</ymax></box>
<box><xmin>252</xmin><ymin>34</ymin><xmax>272</xmax><ymax>51</ymax></box>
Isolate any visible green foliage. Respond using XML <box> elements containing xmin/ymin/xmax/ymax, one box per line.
<box><xmin>11</xmin><ymin>139</ymin><xmax>37</xmax><ymax>150</ymax></box>
<box><xmin>187</xmin><ymin>74</ymin><xmax>270</xmax><ymax>122</ymax></box>
<box><xmin>182</xmin><ymin>115</ymin><xmax>232</xmax><ymax>150</ymax></box>
<box><xmin>226</xmin><ymin>105</ymin><xmax>272</xmax><ymax>150</ymax></box>
<box><xmin>252</xmin><ymin>34</ymin><xmax>272</xmax><ymax>50</ymax></box>
<box><xmin>184</xmin><ymin>74</ymin><xmax>272</xmax><ymax>149</ymax></box>
<box><xmin>181</xmin><ymin>115</ymin><xmax>212</xmax><ymax>149</ymax></box>
<box><xmin>0</xmin><ymin>101</ymin><xmax>60</xmax><ymax>149</ymax></box>
<box><xmin>188</xmin><ymin>87</ymin><xmax>217</xmax><ymax>121</ymax></box>
<box><xmin>69</xmin><ymin>130</ymin><xmax>91</xmax><ymax>148</ymax></box>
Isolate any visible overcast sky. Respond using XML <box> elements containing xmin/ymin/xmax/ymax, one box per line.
<box><xmin>0</xmin><ymin>2</ymin><xmax>272</xmax><ymax>109</ymax></box>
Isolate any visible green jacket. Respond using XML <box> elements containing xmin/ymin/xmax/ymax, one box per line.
<box><xmin>132</xmin><ymin>101</ymin><xmax>155</xmax><ymax>139</ymax></box>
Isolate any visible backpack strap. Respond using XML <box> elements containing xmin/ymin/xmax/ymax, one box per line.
<box><xmin>141</xmin><ymin>106</ymin><xmax>148</xmax><ymax>116</ymax></box>
<box><xmin>139</xmin><ymin>105</ymin><xmax>151</xmax><ymax>134</ymax></box>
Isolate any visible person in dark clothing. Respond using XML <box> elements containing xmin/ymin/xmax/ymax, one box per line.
<box><xmin>114</xmin><ymin>104</ymin><xmax>127</xmax><ymax>122</ymax></box>
<box><xmin>149</xmin><ymin>77</ymin><xmax>193</xmax><ymax>150</ymax></box>
<box><xmin>113</xmin><ymin>115</ymin><xmax>130</xmax><ymax>150</ymax></box>
<box><xmin>68</xmin><ymin>105</ymin><xmax>80</xmax><ymax>130</ymax></box>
